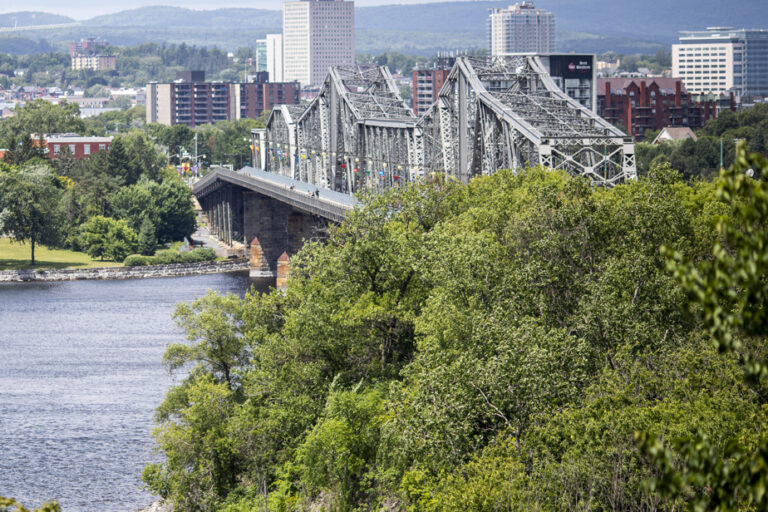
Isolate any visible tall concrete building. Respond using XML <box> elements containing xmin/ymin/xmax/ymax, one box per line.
<box><xmin>673</xmin><ymin>27</ymin><xmax>768</xmax><ymax>99</ymax></box>
<box><xmin>266</xmin><ymin>34</ymin><xmax>284</xmax><ymax>82</ymax></box>
<box><xmin>283</xmin><ymin>0</ymin><xmax>355</xmax><ymax>86</ymax></box>
<box><xmin>489</xmin><ymin>2</ymin><xmax>555</xmax><ymax>56</ymax></box>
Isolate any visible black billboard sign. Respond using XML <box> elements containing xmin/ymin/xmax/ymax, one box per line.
<box><xmin>549</xmin><ymin>55</ymin><xmax>593</xmax><ymax>79</ymax></box>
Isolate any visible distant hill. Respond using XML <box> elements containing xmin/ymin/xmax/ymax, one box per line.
<box><xmin>1</xmin><ymin>1</ymin><xmax>767</xmax><ymax>55</ymax></box>
<box><xmin>84</xmin><ymin>6</ymin><xmax>281</xmax><ymax>30</ymax></box>
<box><xmin>356</xmin><ymin>0</ymin><xmax>768</xmax><ymax>43</ymax></box>
<box><xmin>0</xmin><ymin>11</ymin><xmax>75</xmax><ymax>28</ymax></box>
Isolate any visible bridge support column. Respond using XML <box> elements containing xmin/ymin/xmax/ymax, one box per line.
<box><xmin>276</xmin><ymin>252</ymin><xmax>290</xmax><ymax>290</ymax></box>
<box><xmin>243</xmin><ymin>191</ymin><xmax>327</xmax><ymax>277</ymax></box>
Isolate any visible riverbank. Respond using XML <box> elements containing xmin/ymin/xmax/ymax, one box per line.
<box><xmin>0</xmin><ymin>258</ymin><xmax>248</xmax><ymax>282</ymax></box>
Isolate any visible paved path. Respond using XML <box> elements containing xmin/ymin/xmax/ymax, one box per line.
<box><xmin>191</xmin><ymin>212</ymin><xmax>242</xmax><ymax>258</ymax></box>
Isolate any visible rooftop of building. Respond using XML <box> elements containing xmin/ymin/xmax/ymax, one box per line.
<box><xmin>598</xmin><ymin>77</ymin><xmax>686</xmax><ymax>95</ymax></box>
<box><xmin>679</xmin><ymin>27</ymin><xmax>768</xmax><ymax>39</ymax></box>
<box><xmin>491</xmin><ymin>2</ymin><xmax>552</xmax><ymax>14</ymax></box>
<box><xmin>653</xmin><ymin>127</ymin><xmax>698</xmax><ymax>144</ymax></box>
<box><xmin>33</xmin><ymin>133</ymin><xmax>114</xmax><ymax>143</ymax></box>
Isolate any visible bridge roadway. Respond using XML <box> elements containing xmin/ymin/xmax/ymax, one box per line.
<box><xmin>194</xmin><ymin>166</ymin><xmax>357</xmax><ymax>224</ymax></box>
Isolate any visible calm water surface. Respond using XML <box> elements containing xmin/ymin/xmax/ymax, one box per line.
<box><xmin>0</xmin><ymin>272</ymin><xmax>261</xmax><ymax>511</ymax></box>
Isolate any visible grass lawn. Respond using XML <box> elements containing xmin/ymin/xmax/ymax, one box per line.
<box><xmin>0</xmin><ymin>238</ymin><xmax>123</xmax><ymax>271</ymax></box>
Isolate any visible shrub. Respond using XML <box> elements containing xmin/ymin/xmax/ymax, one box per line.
<box><xmin>123</xmin><ymin>254</ymin><xmax>152</xmax><ymax>267</ymax></box>
<box><xmin>153</xmin><ymin>249</ymin><xmax>182</xmax><ymax>264</ymax></box>
<box><xmin>179</xmin><ymin>247</ymin><xmax>217</xmax><ymax>263</ymax></box>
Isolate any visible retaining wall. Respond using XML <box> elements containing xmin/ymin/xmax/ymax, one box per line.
<box><xmin>0</xmin><ymin>259</ymin><xmax>249</xmax><ymax>282</ymax></box>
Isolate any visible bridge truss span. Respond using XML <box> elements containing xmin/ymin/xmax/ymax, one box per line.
<box><xmin>256</xmin><ymin>57</ymin><xmax>636</xmax><ymax>194</ymax></box>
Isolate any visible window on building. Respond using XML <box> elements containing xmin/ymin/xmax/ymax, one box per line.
<box><xmin>53</xmin><ymin>144</ymin><xmax>60</xmax><ymax>154</ymax></box>
<box><xmin>84</xmin><ymin>144</ymin><xmax>90</xmax><ymax>155</ymax></box>
<box><xmin>99</xmin><ymin>144</ymin><xmax>106</xmax><ymax>151</ymax></box>
<box><xmin>69</xmin><ymin>144</ymin><xmax>76</xmax><ymax>153</ymax></box>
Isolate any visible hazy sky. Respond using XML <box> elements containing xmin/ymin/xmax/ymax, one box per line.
<box><xmin>0</xmin><ymin>0</ymin><xmax>457</xmax><ymax>19</ymax></box>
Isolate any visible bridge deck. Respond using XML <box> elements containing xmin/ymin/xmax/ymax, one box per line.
<box><xmin>194</xmin><ymin>167</ymin><xmax>357</xmax><ymax>223</ymax></box>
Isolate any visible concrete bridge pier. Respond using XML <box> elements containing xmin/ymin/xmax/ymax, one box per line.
<box><xmin>201</xmin><ymin>185</ymin><xmax>243</xmax><ymax>249</ymax></box>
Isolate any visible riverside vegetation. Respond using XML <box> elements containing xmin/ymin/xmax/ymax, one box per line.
<box><xmin>0</xmin><ymin>101</ymin><xmax>196</xmax><ymax>266</ymax></box>
<box><xmin>140</xmin><ymin>144</ymin><xmax>768</xmax><ymax>511</ymax></box>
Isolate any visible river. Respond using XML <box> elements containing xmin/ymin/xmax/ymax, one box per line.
<box><xmin>0</xmin><ymin>272</ymin><xmax>262</xmax><ymax>511</ymax></box>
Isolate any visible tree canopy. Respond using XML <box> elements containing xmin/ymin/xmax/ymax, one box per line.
<box><xmin>143</xmin><ymin>147</ymin><xmax>768</xmax><ymax>511</ymax></box>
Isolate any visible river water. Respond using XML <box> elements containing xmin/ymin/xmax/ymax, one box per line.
<box><xmin>0</xmin><ymin>272</ymin><xmax>260</xmax><ymax>511</ymax></box>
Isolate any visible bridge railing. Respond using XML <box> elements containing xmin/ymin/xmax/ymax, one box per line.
<box><xmin>194</xmin><ymin>167</ymin><xmax>355</xmax><ymax>223</ymax></box>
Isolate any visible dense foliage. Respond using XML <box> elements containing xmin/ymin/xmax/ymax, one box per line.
<box><xmin>0</xmin><ymin>102</ymin><xmax>196</xmax><ymax>263</ymax></box>
<box><xmin>636</xmin><ymin>103</ymin><xmax>768</xmax><ymax>180</ymax></box>
<box><xmin>144</xmin><ymin>145</ymin><xmax>768</xmax><ymax>511</ymax></box>
<box><xmin>0</xmin><ymin>496</ymin><xmax>59</xmax><ymax>512</ymax></box>
<box><xmin>0</xmin><ymin>42</ymin><xmax>237</xmax><ymax>89</ymax></box>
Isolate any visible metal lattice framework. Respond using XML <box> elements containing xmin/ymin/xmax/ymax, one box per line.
<box><xmin>256</xmin><ymin>57</ymin><xmax>636</xmax><ymax>193</ymax></box>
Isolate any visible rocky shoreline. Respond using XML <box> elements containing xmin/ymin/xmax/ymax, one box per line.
<box><xmin>0</xmin><ymin>258</ymin><xmax>249</xmax><ymax>282</ymax></box>
<box><xmin>138</xmin><ymin>500</ymin><xmax>171</xmax><ymax>512</ymax></box>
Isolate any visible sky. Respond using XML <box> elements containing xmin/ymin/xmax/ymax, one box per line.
<box><xmin>0</xmin><ymin>0</ymin><xmax>460</xmax><ymax>19</ymax></box>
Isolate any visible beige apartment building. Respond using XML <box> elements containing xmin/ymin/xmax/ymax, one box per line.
<box><xmin>283</xmin><ymin>0</ymin><xmax>355</xmax><ymax>86</ymax></box>
<box><xmin>71</xmin><ymin>55</ymin><xmax>117</xmax><ymax>71</ymax></box>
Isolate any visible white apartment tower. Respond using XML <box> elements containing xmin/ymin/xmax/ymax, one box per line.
<box><xmin>489</xmin><ymin>2</ymin><xmax>555</xmax><ymax>56</ymax></box>
<box><xmin>266</xmin><ymin>33</ymin><xmax>284</xmax><ymax>82</ymax></box>
<box><xmin>283</xmin><ymin>0</ymin><xmax>355</xmax><ymax>87</ymax></box>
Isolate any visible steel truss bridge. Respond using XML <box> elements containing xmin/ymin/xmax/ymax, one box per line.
<box><xmin>252</xmin><ymin>55</ymin><xmax>636</xmax><ymax>194</ymax></box>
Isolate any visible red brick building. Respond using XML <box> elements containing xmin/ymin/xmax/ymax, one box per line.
<box><xmin>40</xmin><ymin>135</ymin><xmax>113</xmax><ymax>159</ymax></box>
<box><xmin>597</xmin><ymin>78</ymin><xmax>730</xmax><ymax>139</ymax></box>
<box><xmin>238</xmin><ymin>80</ymin><xmax>302</xmax><ymax>120</ymax></box>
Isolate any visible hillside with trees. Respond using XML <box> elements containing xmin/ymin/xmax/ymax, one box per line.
<box><xmin>141</xmin><ymin>143</ymin><xmax>768</xmax><ymax>510</ymax></box>
<box><xmin>2</xmin><ymin>0</ymin><xmax>767</xmax><ymax>55</ymax></box>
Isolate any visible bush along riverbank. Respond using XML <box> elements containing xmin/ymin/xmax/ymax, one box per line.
<box><xmin>123</xmin><ymin>247</ymin><xmax>218</xmax><ymax>266</ymax></box>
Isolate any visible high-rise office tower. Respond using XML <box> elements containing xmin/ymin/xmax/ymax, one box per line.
<box><xmin>283</xmin><ymin>0</ymin><xmax>355</xmax><ymax>86</ymax></box>
<box><xmin>266</xmin><ymin>34</ymin><xmax>284</xmax><ymax>82</ymax></box>
<box><xmin>489</xmin><ymin>2</ymin><xmax>555</xmax><ymax>56</ymax></box>
<box><xmin>672</xmin><ymin>27</ymin><xmax>768</xmax><ymax>98</ymax></box>
<box><xmin>254</xmin><ymin>39</ymin><xmax>268</xmax><ymax>73</ymax></box>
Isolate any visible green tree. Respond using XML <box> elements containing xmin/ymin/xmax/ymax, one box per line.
<box><xmin>78</xmin><ymin>215</ymin><xmax>138</xmax><ymax>261</ymax></box>
<box><xmin>0</xmin><ymin>99</ymin><xmax>84</xmax><ymax>142</ymax></box>
<box><xmin>166</xmin><ymin>291</ymin><xmax>248</xmax><ymax>392</ymax></box>
<box><xmin>137</xmin><ymin>216</ymin><xmax>157</xmax><ymax>256</ymax></box>
<box><xmin>639</xmin><ymin>143</ymin><xmax>768</xmax><ymax>511</ymax></box>
<box><xmin>142</xmin><ymin>376</ymin><xmax>239</xmax><ymax>512</ymax></box>
<box><xmin>111</xmin><ymin>179</ymin><xmax>195</xmax><ymax>243</ymax></box>
<box><xmin>52</xmin><ymin>144</ymin><xmax>76</xmax><ymax>176</ymax></box>
<box><xmin>106</xmin><ymin>137</ymin><xmax>137</xmax><ymax>185</ymax></box>
<box><xmin>0</xmin><ymin>496</ymin><xmax>60</xmax><ymax>512</ymax></box>
<box><xmin>0</xmin><ymin>164</ymin><xmax>64</xmax><ymax>264</ymax></box>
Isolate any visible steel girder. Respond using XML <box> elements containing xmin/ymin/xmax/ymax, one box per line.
<box><xmin>263</xmin><ymin>57</ymin><xmax>637</xmax><ymax>193</ymax></box>
<box><xmin>265</xmin><ymin>64</ymin><xmax>420</xmax><ymax>194</ymax></box>
<box><xmin>416</xmin><ymin>55</ymin><xmax>637</xmax><ymax>186</ymax></box>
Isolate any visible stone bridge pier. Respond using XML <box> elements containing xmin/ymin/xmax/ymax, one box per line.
<box><xmin>199</xmin><ymin>183</ymin><xmax>329</xmax><ymax>279</ymax></box>
<box><xmin>194</xmin><ymin>167</ymin><xmax>356</xmax><ymax>283</ymax></box>
<box><xmin>243</xmin><ymin>192</ymin><xmax>327</xmax><ymax>278</ymax></box>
